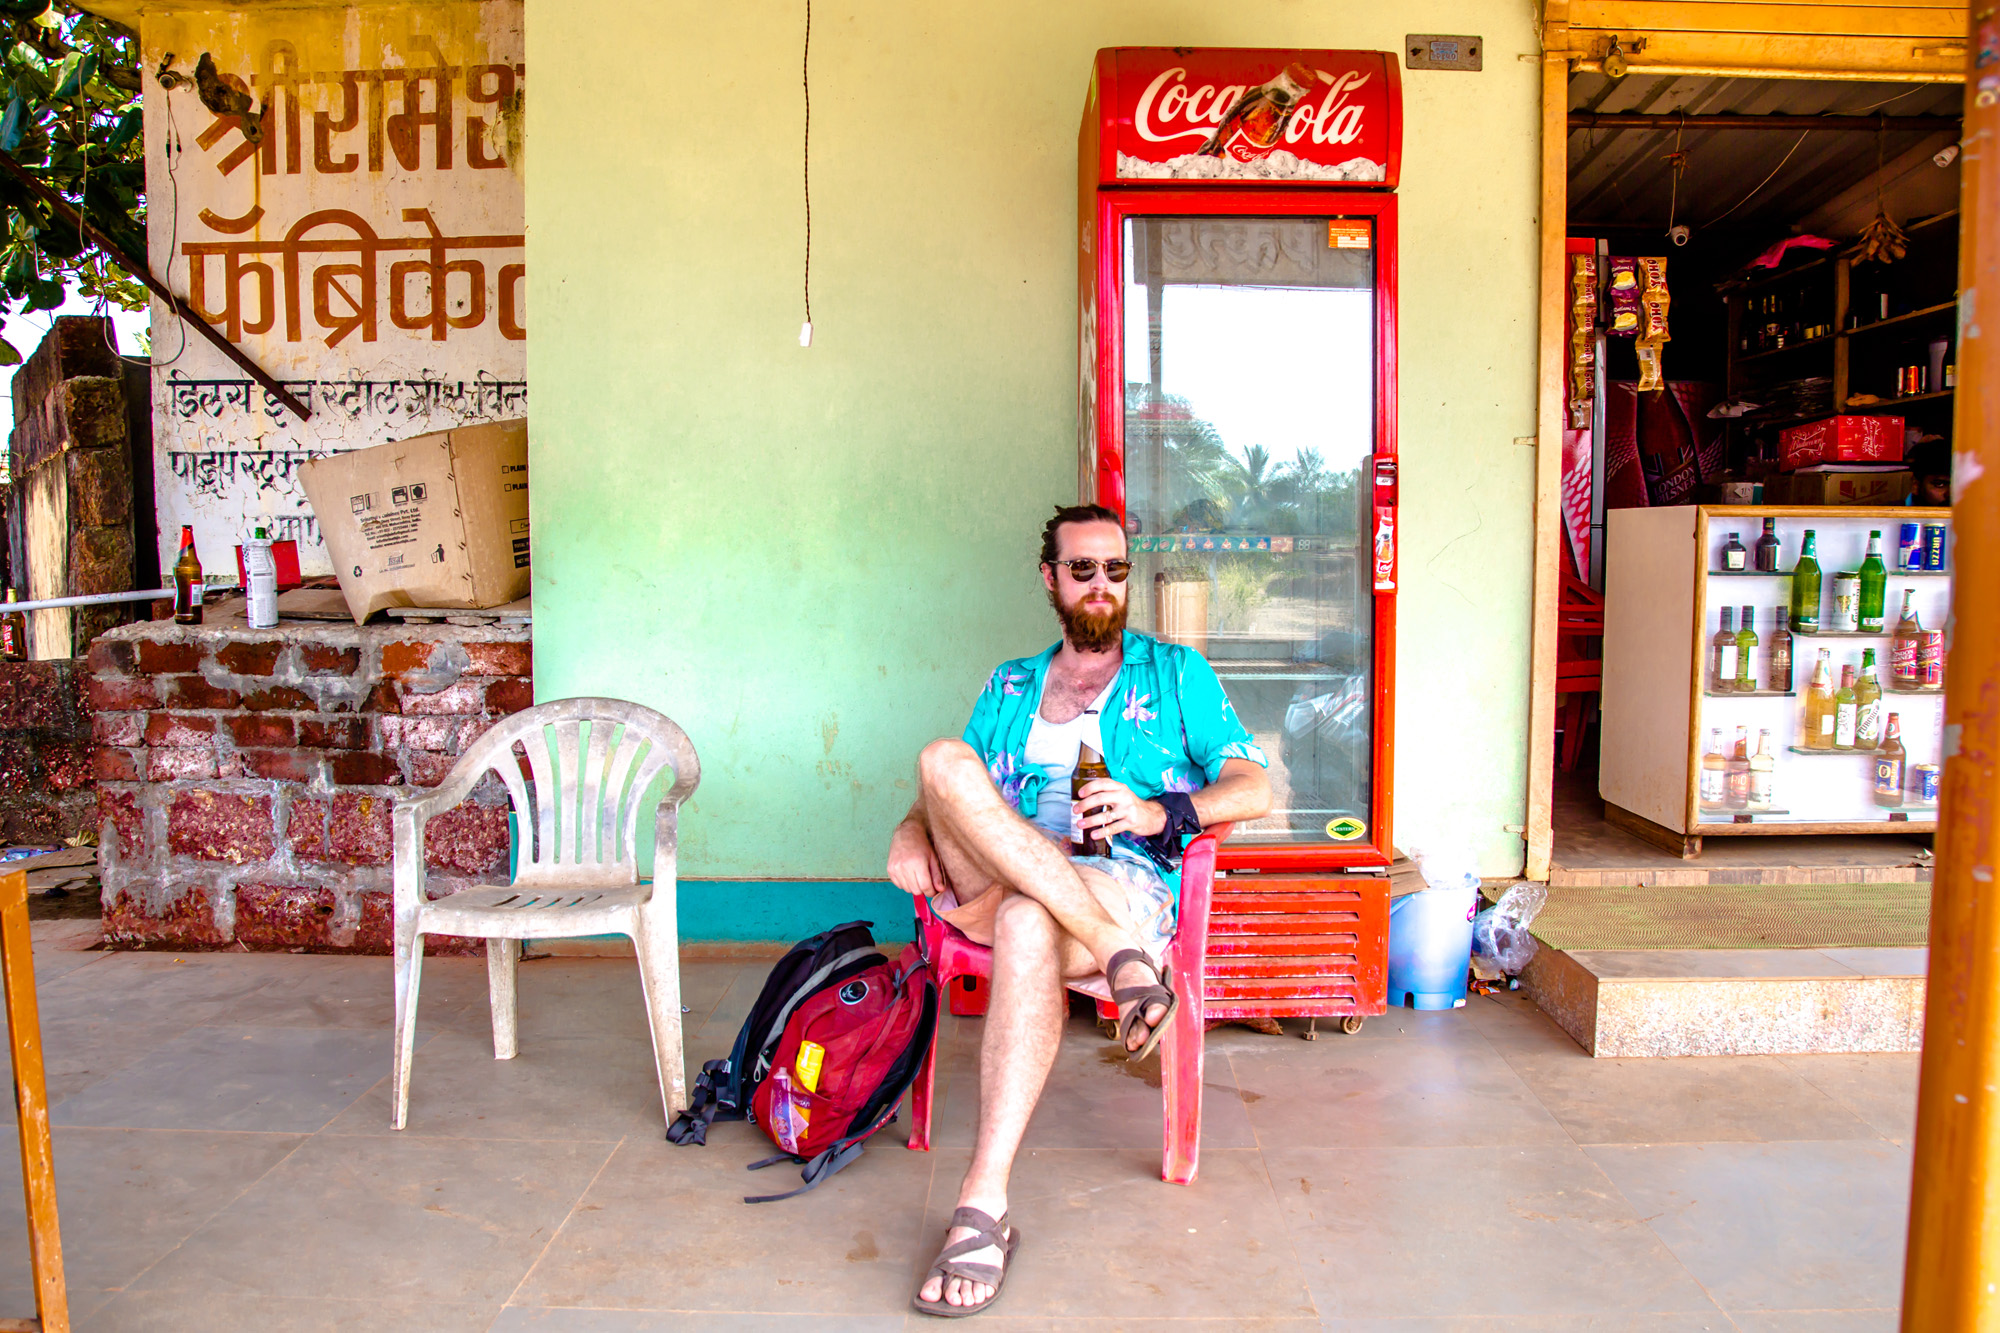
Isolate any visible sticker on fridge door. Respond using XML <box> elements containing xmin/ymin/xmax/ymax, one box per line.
<box><xmin>1326</xmin><ymin>817</ymin><xmax>1366</xmax><ymax>840</ymax></box>
<box><xmin>1328</xmin><ymin>221</ymin><xmax>1371</xmax><ymax>249</ymax></box>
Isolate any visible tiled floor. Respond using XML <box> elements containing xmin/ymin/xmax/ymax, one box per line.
<box><xmin>0</xmin><ymin>931</ymin><xmax>1917</xmax><ymax>1330</ymax></box>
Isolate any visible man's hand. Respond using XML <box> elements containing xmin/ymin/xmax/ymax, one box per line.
<box><xmin>1075</xmin><ymin>777</ymin><xmax>1167</xmax><ymax>840</ymax></box>
<box><xmin>887</xmin><ymin>818</ymin><xmax>947</xmax><ymax>897</ymax></box>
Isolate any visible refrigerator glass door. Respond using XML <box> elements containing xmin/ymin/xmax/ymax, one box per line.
<box><xmin>1121</xmin><ymin>214</ymin><xmax>1377</xmax><ymax>846</ymax></box>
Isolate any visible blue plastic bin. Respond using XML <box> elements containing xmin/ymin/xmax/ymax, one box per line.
<box><xmin>1387</xmin><ymin>884</ymin><xmax>1478</xmax><ymax>1010</ymax></box>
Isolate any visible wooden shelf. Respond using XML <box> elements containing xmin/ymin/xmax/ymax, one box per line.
<box><xmin>1844</xmin><ymin>388</ymin><xmax>1953</xmax><ymax>410</ymax></box>
<box><xmin>1737</xmin><ymin>335</ymin><xmax>1836</xmax><ymax>365</ymax></box>
<box><xmin>1846</xmin><ymin>300</ymin><xmax>1957</xmax><ymax>337</ymax></box>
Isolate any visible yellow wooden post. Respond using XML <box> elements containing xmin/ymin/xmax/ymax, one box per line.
<box><xmin>1901</xmin><ymin>14</ymin><xmax>2000</xmax><ymax>1327</ymax></box>
<box><xmin>0</xmin><ymin>868</ymin><xmax>66</xmax><ymax>1333</ymax></box>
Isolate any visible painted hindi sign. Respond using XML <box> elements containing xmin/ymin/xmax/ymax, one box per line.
<box><xmin>143</xmin><ymin>1</ymin><xmax>525</xmax><ymax>575</ymax></box>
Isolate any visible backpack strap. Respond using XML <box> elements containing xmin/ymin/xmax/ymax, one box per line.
<box><xmin>665</xmin><ymin>1058</ymin><xmax>738</xmax><ymax>1146</ymax></box>
<box><xmin>743</xmin><ymin>1138</ymin><xmax>868</xmax><ymax>1204</ymax></box>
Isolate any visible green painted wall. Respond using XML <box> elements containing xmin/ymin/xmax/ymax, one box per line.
<box><xmin>525</xmin><ymin>0</ymin><xmax>1542</xmax><ymax>937</ymax></box>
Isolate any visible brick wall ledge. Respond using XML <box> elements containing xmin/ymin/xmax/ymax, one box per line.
<box><xmin>91</xmin><ymin>614</ymin><xmax>532</xmax><ymax>952</ymax></box>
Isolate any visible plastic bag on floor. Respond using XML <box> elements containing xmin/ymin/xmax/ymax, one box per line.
<box><xmin>1404</xmin><ymin>845</ymin><xmax>1482</xmax><ymax>894</ymax></box>
<box><xmin>1471</xmin><ymin>882</ymin><xmax>1549</xmax><ymax>977</ymax></box>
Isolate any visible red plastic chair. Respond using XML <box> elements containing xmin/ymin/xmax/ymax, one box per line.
<box><xmin>906</xmin><ymin>826</ymin><xmax>1230</xmax><ymax>1185</ymax></box>
<box><xmin>1556</xmin><ymin>571</ymin><xmax>1605</xmax><ymax>772</ymax></box>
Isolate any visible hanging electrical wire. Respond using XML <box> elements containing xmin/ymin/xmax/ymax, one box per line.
<box><xmin>1706</xmin><ymin>129</ymin><xmax>1811</xmax><ymax>226</ymax></box>
<box><xmin>798</xmin><ymin>0</ymin><xmax>813</xmax><ymax>348</ymax></box>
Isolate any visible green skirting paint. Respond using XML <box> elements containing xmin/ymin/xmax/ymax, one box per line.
<box><xmin>675</xmin><ymin>880</ymin><xmax>911</xmax><ymax>942</ymax></box>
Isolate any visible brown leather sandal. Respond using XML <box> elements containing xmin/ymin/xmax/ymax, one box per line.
<box><xmin>911</xmin><ymin>1206</ymin><xmax>1019</xmax><ymax>1318</ymax></box>
<box><xmin>1109</xmin><ymin>947</ymin><xmax>1179</xmax><ymax>1064</ymax></box>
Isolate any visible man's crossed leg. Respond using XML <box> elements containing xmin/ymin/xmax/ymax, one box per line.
<box><xmin>901</xmin><ymin>738</ymin><xmax>1172</xmax><ymax>1312</ymax></box>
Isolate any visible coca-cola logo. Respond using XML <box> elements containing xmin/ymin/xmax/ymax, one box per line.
<box><xmin>1133</xmin><ymin>66</ymin><xmax>1371</xmax><ymax>148</ymax></box>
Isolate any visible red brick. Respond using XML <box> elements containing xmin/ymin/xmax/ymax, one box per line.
<box><xmin>362</xmin><ymin>682</ymin><xmax>401</xmax><ymax>714</ymax></box>
<box><xmin>87</xmin><ymin>676</ymin><xmax>158</xmax><ymax>710</ymax></box>
<box><xmin>326</xmin><ymin>793</ymin><xmax>393</xmax><ymax>864</ymax></box>
<box><xmin>381</xmin><ymin>640</ymin><xmax>441</xmax><ymax>678</ymax></box>
<box><xmin>162</xmin><ymin>676</ymin><xmax>241</xmax><ymax>710</ymax></box>
<box><xmin>425</xmin><ymin>803</ymin><xmax>510</xmax><ymax>875</ymax></box>
<box><xmin>101</xmin><ymin>789</ymin><xmax>145</xmax><ymax>858</ymax></box>
<box><xmin>102</xmin><ymin>886</ymin><xmax>226</xmax><ymax>948</ymax></box>
<box><xmin>226</xmin><ymin>714</ymin><xmax>296</xmax><ymax>748</ymax></box>
<box><xmin>94</xmin><ymin>748</ymin><xmax>141</xmax><ymax>781</ymax></box>
<box><xmin>380</xmin><ymin>715</ymin><xmax>457</xmax><ymax>750</ymax></box>
<box><xmin>43</xmin><ymin>741</ymin><xmax>92</xmax><ymax>790</ymax></box>
<box><xmin>400</xmin><ymin>681</ymin><xmax>485</xmax><ymax>716</ymax></box>
<box><xmin>93</xmin><ymin>712</ymin><xmax>143</xmax><ymax>746</ymax></box>
<box><xmin>135</xmin><ymin>639</ymin><xmax>205</xmax><ymax>673</ymax></box>
<box><xmin>147</xmin><ymin>747</ymin><xmax>217</xmax><ymax>781</ymax></box>
<box><xmin>240</xmin><ymin>685</ymin><xmax>315</xmax><ymax>711</ymax></box>
<box><xmin>483</xmin><ymin>677</ymin><xmax>534</xmax><ymax>714</ymax></box>
<box><xmin>240</xmin><ymin>749</ymin><xmax>320</xmax><ymax>783</ymax></box>
<box><xmin>465</xmin><ymin>641</ymin><xmax>532</xmax><ymax>676</ymax></box>
<box><xmin>85</xmin><ymin>638</ymin><xmax>136</xmax><ymax>674</ymax></box>
<box><xmin>408</xmin><ymin>751</ymin><xmax>459</xmax><ymax>787</ymax></box>
<box><xmin>458</xmin><ymin>715</ymin><xmax>499</xmax><ymax>751</ymax></box>
<box><xmin>215</xmin><ymin>641</ymin><xmax>284</xmax><ymax>675</ymax></box>
<box><xmin>287</xmin><ymin>797</ymin><xmax>328</xmax><ymax>859</ymax></box>
<box><xmin>327</xmin><ymin>751</ymin><xmax>402</xmax><ymax>786</ymax></box>
<box><xmin>298</xmin><ymin>717</ymin><xmax>366</xmax><ymax>750</ymax></box>
<box><xmin>233</xmin><ymin>883</ymin><xmax>336</xmax><ymax>949</ymax></box>
<box><xmin>167</xmin><ymin>791</ymin><xmax>274</xmax><ymax>863</ymax></box>
<box><xmin>354</xmin><ymin>891</ymin><xmax>393</xmax><ymax>953</ymax></box>
<box><xmin>300</xmin><ymin>644</ymin><xmax>361</xmax><ymax>675</ymax></box>
<box><xmin>146</xmin><ymin>713</ymin><xmax>216</xmax><ymax>747</ymax></box>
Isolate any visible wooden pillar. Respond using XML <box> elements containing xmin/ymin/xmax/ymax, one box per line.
<box><xmin>1901</xmin><ymin>15</ymin><xmax>2000</xmax><ymax>1327</ymax></box>
<box><xmin>1526</xmin><ymin>4</ymin><xmax>1571</xmax><ymax>881</ymax></box>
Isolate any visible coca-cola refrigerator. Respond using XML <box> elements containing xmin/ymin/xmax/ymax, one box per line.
<box><xmin>1080</xmin><ymin>47</ymin><xmax>1400</xmax><ymax>873</ymax></box>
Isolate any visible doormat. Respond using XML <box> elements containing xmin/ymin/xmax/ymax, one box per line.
<box><xmin>1529</xmin><ymin>882</ymin><xmax>1930</xmax><ymax>951</ymax></box>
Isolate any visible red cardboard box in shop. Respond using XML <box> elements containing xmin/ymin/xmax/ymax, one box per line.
<box><xmin>1778</xmin><ymin>415</ymin><xmax>1904</xmax><ymax>471</ymax></box>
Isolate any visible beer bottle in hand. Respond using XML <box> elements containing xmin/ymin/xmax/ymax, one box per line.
<box><xmin>173</xmin><ymin>525</ymin><xmax>203</xmax><ymax>625</ymax></box>
<box><xmin>1071</xmin><ymin>742</ymin><xmax>1113</xmax><ymax>858</ymax></box>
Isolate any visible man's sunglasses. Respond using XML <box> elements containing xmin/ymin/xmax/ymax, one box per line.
<box><xmin>1046</xmin><ymin>559</ymin><xmax>1132</xmax><ymax>583</ymax></box>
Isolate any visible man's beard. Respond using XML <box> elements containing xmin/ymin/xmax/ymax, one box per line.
<box><xmin>1052</xmin><ymin>588</ymin><xmax>1128</xmax><ymax>652</ymax></box>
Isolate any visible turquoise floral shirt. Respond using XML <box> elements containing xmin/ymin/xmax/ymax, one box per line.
<box><xmin>961</xmin><ymin>630</ymin><xmax>1267</xmax><ymax>898</ymax></box>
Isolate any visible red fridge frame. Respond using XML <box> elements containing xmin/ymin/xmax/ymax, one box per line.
<box><xmin>1082</xmin><ymin>187</ymin><xmax>1399</xmax><ymax>871</ymax></box>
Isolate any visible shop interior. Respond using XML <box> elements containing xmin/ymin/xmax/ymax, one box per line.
<box><xmin>1552</xmin><ymin>70</ymin><xmax>1959</xmax><ymax>888</ymax></box>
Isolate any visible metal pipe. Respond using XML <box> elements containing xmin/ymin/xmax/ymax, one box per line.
<box><xmin>1568</xmin><ymin>112</ymin><xmax>1959</xmax><ymax>133</ymax></box>
<box><xmin>1900</xmin><ymin>21</ymin><xmax>2000</xmax><ymax>1329</ymax></box>
<box><xmin>7</xmin><ymin>588</ymin><xmax>171</xmax><ymax>614</ymax></box>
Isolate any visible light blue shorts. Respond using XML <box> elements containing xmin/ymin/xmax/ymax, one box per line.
<box><xmin>1069</xmin><ymin>845</ymin><xmax>1176</xmax><ymax>962</ymax></box>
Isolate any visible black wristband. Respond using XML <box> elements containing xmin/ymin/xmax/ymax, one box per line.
<box><xmin>1140</xmin><ymin>792</ymin><xmax>1202</xmax><ymax>865</ymax></box>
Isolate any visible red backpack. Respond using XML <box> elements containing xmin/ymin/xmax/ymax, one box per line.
<box><xmin>743</xmin><ymin>941</ymin><xmax>937</xmax><ymax>1202</ymax></box>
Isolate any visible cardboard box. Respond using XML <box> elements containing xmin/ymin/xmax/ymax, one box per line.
<box><xmin>1761</xmin><ymin>468</ymin><xmax>1914</xmax><ymax>507</ymax></box>
<box><xmin>299</xmin><ymin>419</ymin><xmax>529</xmax><ymax>624</ymax></box>
<box><xmin>1778</xmin><ymin>414</ymin><xmax>1905</xmax><ymax>471</ymax></box>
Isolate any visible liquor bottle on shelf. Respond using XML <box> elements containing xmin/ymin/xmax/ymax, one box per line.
<box><xmin>1754</xmin><ymin>519</ymin><xmax>1781</xmax><ymax>573</ymax></box>
<box><xmin>1767</xmin><ymin>608</ymin><xmax>1794</xmax><ymax>693</ymax></box>
<box><xmin>1892</xmin><ymin>591</ymin><xmax>1923</xmax><ymax>687</ymax></box>
<box><xmin>1834</xmin><ymin>664</ymin><xmax>1859</xmax><ymax>749</ymax></box>
<box><xmin>1855</xmin><ymin>649</ymin><xmax>1884</xmax><ymax>747</ymax></box>
<box><xmin>1710</xmin><ymin>606</ymin><xmax>1739</xmax><ymax>693</ymax></box>
<box><xmin>1700</xmin><ymin>727</ymin><xmax>1728</xmax><ymax>807</ymax></box>
<box><xmin>1735</xmin><ymin>607</ymin><xmax>1760</xmax><ymax>692</ymax></box>
<box><xmin>1858</xmin><ymin>531</ymin><xmax>1888</xmax><ymax>633</ymax></box>
<box><xmin>0</xmin><ymin>591</ymin><xmax>23</xmax><ymax>663</ymax></box>
<box><xmin>1874</xmin><ymin>713</ymin><xmax>1906</xmax><ymax>809</ymax></box>
<box><xmin>1804</xmin><ymin>649</ymin><xmax>1837</xmax><ymax>749</ymax></box>
<box><xmin>1749</xmin><ymin>729</ymin><xmax>1776</xmax><ymax>809</ymax></box>
<box><xmin>1790</xmin><ymin>530</ymin><xmax>1822</xmax><ymax>633</ymax></box>
<box><xmin>1721</xmin><ymin>531</ymin><xmax>1748</xmax><ymax>572</ymax></box>
<box><xmin>173</xmin><ymin>525</ymin><xmax>203</xmax><ymax>626</ymax></box>
<box><xmin>1726</xmin><ymin>726</ymin><xmax>1753</xmax><ymax>809</ymax></box>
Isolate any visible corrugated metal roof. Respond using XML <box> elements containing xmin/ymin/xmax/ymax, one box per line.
<box><xmin>1568</xmin><ymin>74</ymin><xmax>1961</xmax><ymax>231</ymax></box>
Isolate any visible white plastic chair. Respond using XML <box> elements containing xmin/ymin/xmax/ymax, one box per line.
<box><xmin>390</xmin><ymin>697</ymin><xmax>701</xmax><ymax>1130</ymax></box>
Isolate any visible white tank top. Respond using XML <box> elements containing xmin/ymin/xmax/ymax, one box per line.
<box><xmin>1024</xmin><ymin>677</ymin><xmax>1117</xmax><ymax>841</ymax></box>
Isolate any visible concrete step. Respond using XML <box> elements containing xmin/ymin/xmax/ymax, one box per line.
<box><xmin>1520</xmin><ymin>944</ymin><xmax>1926</xmax><ymax>1058</ymax></box>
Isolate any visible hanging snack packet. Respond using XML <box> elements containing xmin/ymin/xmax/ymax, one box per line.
<box><xmin>1606</xmin><ymin>256</ymin><xmax>1641</xmax><ymax>334</ymax></box>
<box><xmin>1638</xmin><ymin>256</ymin><xmax>1671</xmax><ymax>342</ymax></box>
<box><xmin>1568</xmin><ymin>253</ymin><xmax>1598</xmax><ymax>426</ymax></box>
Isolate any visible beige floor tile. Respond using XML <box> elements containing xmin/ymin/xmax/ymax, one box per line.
<box><xmin>51</xmin><ymin>1026</ymin><xmax>392</xmax><ymax>1133</ymax></box>
<box><xmin>1265</xmin><ymin>1144</ymin><xmax>1718</xmax><ymax>1320</ymax></box>
<box><xmin>1727</xmin><ymin>1311</ymin><xmax>1897</xmax><ymax>1332</ymax></box>
<box><xmin>1499</xmin><ymin>1047</ymin><xmax>1882</xmax><ymax>1145</ymax></box>
<box><xmin>1587</xmin><ymin>1140</ymin><xmax>1911</xmax><ymax>1312</ymax></box>
<box><xmin>82</xmin><ymin>1291</ymin><xmax>502</xmax><ymax>1331</ymax></box>
<box><xmin>1230</xmin><ymin>1026</ymin><xmax>1572</xmax><ymax>1150</ymax></box>
<box><xmin>498</xmin><ymin>1310</ymin><xmax>904</xmax><ymax>1330</ymax></box>
<box><xmin>1318</xmin><ymin>1318</ymin><xmax>1735</xmax><ymax>1332</ymax></box>
<box><xmin>511</xmin><ymin>1132</ymin><xmax>937</xmax><ymax>1314</ymax></box>
<box><xmin>325</xmin><ymin>1027</ymin><xmax>670</xmax><ymax>1141</ymax></box>
<box><xmin>129</xmin><ymin>1133</ymin><xmax>616</xmax><ymax>1302</ymax></box>
<box><xmin>1778</xmin><ymin>1053</ymin><xmax>1921</xmax><ymax>1141</ymax></box>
